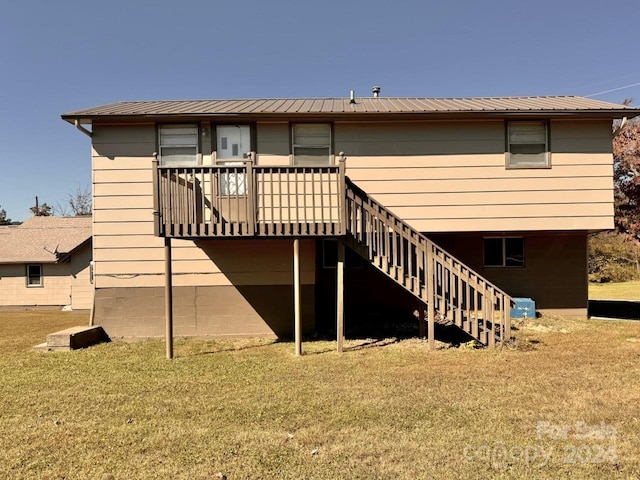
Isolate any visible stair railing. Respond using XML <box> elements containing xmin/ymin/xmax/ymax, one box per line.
<box><xmin>344</xmin><ymin>178</ymin><xmax>512</xmax><ymax>346</ymax></box>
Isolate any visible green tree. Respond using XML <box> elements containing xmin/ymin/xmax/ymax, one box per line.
<box><xmin>30</xmin><ymin>197</ymin><xmax>53</xmax><ymax>216</ymax></box>
<box><xmin>0</xmin><ymin>205</ymin><xmax>11</xmax><ymax>225</ymax></box>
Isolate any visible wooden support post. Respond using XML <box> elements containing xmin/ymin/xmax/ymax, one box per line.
<box><xmin>338</xmin><ymin>153</ymin><xmax>347</xmax><ymax>235</ymax></box>
<box><xmin>426</xmin><ymin>242</ymin><xmax>435</xmax><ymax>350</ymax></box>
<box><xmin>152</xmin><ymin>154</ymin><xmax>161</xmax><ymax>237</ymax></box>
<box><xmin>503</xmin><ymin>294</ymin><xmax>512</xmax><ymax>344</ymax></box>
<box><xmin>164</xmin><ymin>237</ymin><xmax>174</xmax><ymax>360</ymax></box>
<box><xmin>336</xmin><ymin>239</ymin><xmax>345</xmax><ymax>353</ymax></box>
<box><xmin>293</xmin><ymin>239</ymin><xmax>302</xmax><ymax>356</ymax></box>
<box><xmin>246</xmin><ymin>152</ymin><xmax>256</xmax><ymax>235</ymax></box>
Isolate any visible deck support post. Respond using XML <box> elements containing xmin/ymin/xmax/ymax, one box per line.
<box><xmin>293</xmin><ymin>238</ymin><xmax>302</xmax><ymax>356</ymax></box>
<box><xmin>164</xmin><ymin>237</ymin><xmax>174</xmax><ymax>360</ymax></box>
<box><xmin>336</xmin><ymin>239</ymin><xmax>345</xmax><ymax>353</ymax></box>
<box><xmin>426</xmin><ymin>241</ymin><xmax>435</xmax><ymax>350</ymax></box>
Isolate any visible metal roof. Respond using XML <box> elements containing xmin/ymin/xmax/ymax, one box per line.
<box><xmin>0</xmin><ymin>216</ymin><xmax>92</xmax><ymax>263</ymax></box>
<box><xmin>62</xmin><ymin>96</ymin><xmax>639</xmax><ymax>121</ymax></box>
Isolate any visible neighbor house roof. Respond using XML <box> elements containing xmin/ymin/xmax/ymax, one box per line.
<box><xmin>0</xmin><ymin>216</ymin><xmax>92</xmax><ymax>264</ymax></box>
<box><xmin>62</xmin><ymin>96</ymin><xmax>639</xmax><ymax>122</ymax></box>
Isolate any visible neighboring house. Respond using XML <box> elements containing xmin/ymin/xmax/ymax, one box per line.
<box><xmin>0</xmin><ymin>216</ymin><xmax>92</xmax><ymax>309</ymax></box>
<box><xmin>61</xmin><ymin>94</ymin><xmax>639</xmax><ymax>345</ymax></box>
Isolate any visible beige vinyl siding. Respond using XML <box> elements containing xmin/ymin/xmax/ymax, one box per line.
<box><xmin>256</xmin><ymin>122</ymin><xmax>290</xmax><ymax>165</ymax></box>
<box><xmin>0</xmin><ymin>263</ymin><xmax>71</xmax><ymax>306</ymax></box>
<box><xmin>70</xmin><ymin>243</ymin><xmax>93</xmax><ymax>310</ymax></box>
<box><xmin>334</xmin><ymin>119</ymin><xmax>614</xmax><ymax>232</ymax></box>
<box><xmin>92</xmin><ymin>123</ymin><xmax>315</xmax><ymax>289</ymax></box>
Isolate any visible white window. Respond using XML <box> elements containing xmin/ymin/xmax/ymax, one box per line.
<box><xmin>159</xmin><ymin>125</ymin><xmax>198</xmax><ymax>166</ymax></box>
<box><xmin>26</xmin><ymin>264</ymin><xmax>42</xmax><ymax>287</ymax></box>
<box><xmin>216</xmin><ymin>125</ymin><xmax>251</xmax><ymax>195</ymax></box>
<box><xmin>483</xmin><ymin>237</ymin><xmax>524</xmax><ymax>267</ymax></box>
<box><xmin>292</xmin><ymin>123</ymin><xmax>331</xmax><ymax>165</ymax></box>
<box><xmin>507</xmin><ymin>121</ymin><xmax>549</xmax><ymax>168</ymax></box>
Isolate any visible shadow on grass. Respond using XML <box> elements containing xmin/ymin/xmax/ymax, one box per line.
<box><xmin>190</xmin><ymin>338</ymin><xmax>283</xmax><ymax>356</ymax></box>
<box><xmin>172</xmin><ymin>310</ymin><xmax>508</xmax><ymax>358</ymax></box>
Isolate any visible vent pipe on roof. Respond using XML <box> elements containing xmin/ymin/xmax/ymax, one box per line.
<box><xmin>372</xmin><ymin>86</ymin><xmax>381</xmax><ymax>98</ymax></box>
<box><xmin>349</xmin><ymin>90</ymin><xmax>356</xmax><ymax>104</ymax></box>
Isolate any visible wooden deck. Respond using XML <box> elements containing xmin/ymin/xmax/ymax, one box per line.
<box><xmin>153</xmin><ymin>157</ymin><xmax>512</xmax><ymax>347</ymax></box>
<box><xmin>153</xmin><ymin>157</ymin><xmax>346</xmax><ymax>238</ymax></box>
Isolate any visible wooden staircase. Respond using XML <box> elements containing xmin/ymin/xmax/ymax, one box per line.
<box><xmin>343</xmin><ymin>178</ymin><xmax>512</xmax><ymax>347</ymax></box>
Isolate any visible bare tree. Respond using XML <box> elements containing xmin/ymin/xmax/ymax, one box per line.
<box><xmin>59</xmin><ymin>185</ymin><xmax>92</xmax><ymax>216</ymax></box>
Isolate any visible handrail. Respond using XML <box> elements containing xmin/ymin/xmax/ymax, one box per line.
<box><xmin>344</xmin><ymin>177</ymin><xmax>512</xmax><ymax>345</ymax></box>
<box><xmin>154</xmin><ymin>162</ymin><xmax>345</xmax><ymax>238</ymax></box>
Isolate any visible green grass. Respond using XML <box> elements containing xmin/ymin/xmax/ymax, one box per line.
<box><xmin>589</xmin><ymin>280</ymin><xmax>640</xmax><ymax>300</ymax></box>
<box><xmin>1</xmin><ymin>310</ymin><xmax>640</xmax><ymax>479</ymax></box>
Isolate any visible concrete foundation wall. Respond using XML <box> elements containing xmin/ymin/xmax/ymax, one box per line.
<box><xmin>94</xmin><ymin>284</ymin><xmax>315</xmax><ymax>338</ymax></box>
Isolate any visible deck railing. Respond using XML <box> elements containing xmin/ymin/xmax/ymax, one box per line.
<box><xmin>344</xmin><ymin>178</ymin><xmax>512</xmax><ymax>345</ymax></box>
<box><xmin>153</xmin><ymin>155</ymin><xmax>346</xmax><ymax>238</ymax></box>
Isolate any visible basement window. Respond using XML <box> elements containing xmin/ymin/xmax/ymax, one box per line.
<box><xmin>26</xmin><ymin>264</ymin><xmax>43</xmax><ymax>287</ymax></box>
<box><xmin>507</xmin><ymin>121</ymin><xmax>550</xmax><ymax>168</ymax></box>
<box><xmin>483</xmin><ymin>237</ymin><xmax>524</xmax><ymax>267</ymax></box>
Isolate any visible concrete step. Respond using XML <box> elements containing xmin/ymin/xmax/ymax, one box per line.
<box><xmin>35</xmin><ymin>326</ymin><xmax>108</xmax><ymax>351</ymax></box>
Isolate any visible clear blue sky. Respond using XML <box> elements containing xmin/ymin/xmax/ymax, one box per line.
<box><xmin>1</xmin><ymin>0</ymin><xmax>638</xmax><ymax>221</ymax></box>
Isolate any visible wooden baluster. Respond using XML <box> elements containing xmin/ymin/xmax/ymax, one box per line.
<box><xmin>426</xmin><ymin>240</ymin><xmax>435</xmax><ymax>350</ymax></box>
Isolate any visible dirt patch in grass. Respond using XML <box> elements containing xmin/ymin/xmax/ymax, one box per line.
<box><xmin>1</xmin><ymin>310</ymin><xmax>639</xmax><ymax>479</ymax></box>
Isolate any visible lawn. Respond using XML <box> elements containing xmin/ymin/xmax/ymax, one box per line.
<box><xmin>589</xmin><ymin>280</ymin><xmax>640</xmax><ymax>300</ymax></box>
<box><xmin>1</xmin><ymin>310</ymin><xmax>640</xmax><ymax>479</ymax></box>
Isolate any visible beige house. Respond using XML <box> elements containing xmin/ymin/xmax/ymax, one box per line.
<box><xmin>0</xmin><ymin>216</ymin><xmax>92</xmax><ymax>309</ymax></box>
<box><xmin>62</xmin><ymin>94</ymin><xmax>638</xmax><ymax>347</ymax></box>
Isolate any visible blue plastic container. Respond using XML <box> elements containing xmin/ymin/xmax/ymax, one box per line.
<box><xmin>511</xmin><ymin>298</ymin><xmax>535</xmax><ymax>318</ymax></box>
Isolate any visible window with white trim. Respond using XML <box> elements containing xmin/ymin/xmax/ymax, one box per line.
<box><xmin>292</xmin><ymin>123</ymin><xmax>331</xmax><ymax>165</ymax></box>
<box><xmin>507</xmin><ymin>121</ymin><xmax>549</xmax><ymax>168</ymax></box>
<box><xmin>26</xmin><ymin>264</ymin><xmax>42</xmax><ymax>287</ymax></box>
<box><xmin>159</xmin><ymin>125</ymin><xmax>198</xmax><ymax>166</ymax></box>
<box><xmin>483</xmin><ymin>237</ymin><xmax>524</xmax><ymax>267</ymax></box>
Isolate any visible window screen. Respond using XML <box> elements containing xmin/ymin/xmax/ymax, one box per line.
<box><xmin>507</xmin><ymin>122</ymin><xmax>549</xmax><ymax>168</ymax></box>
<box><xmin>159</xmin><ymin>125</ymin><xmax>198</xmax><ymax>166</ymax></box>
<box><xmin>292</xmin><ymin>124</ymin><xmax>331</xmax><ymax>165</ymax></box>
